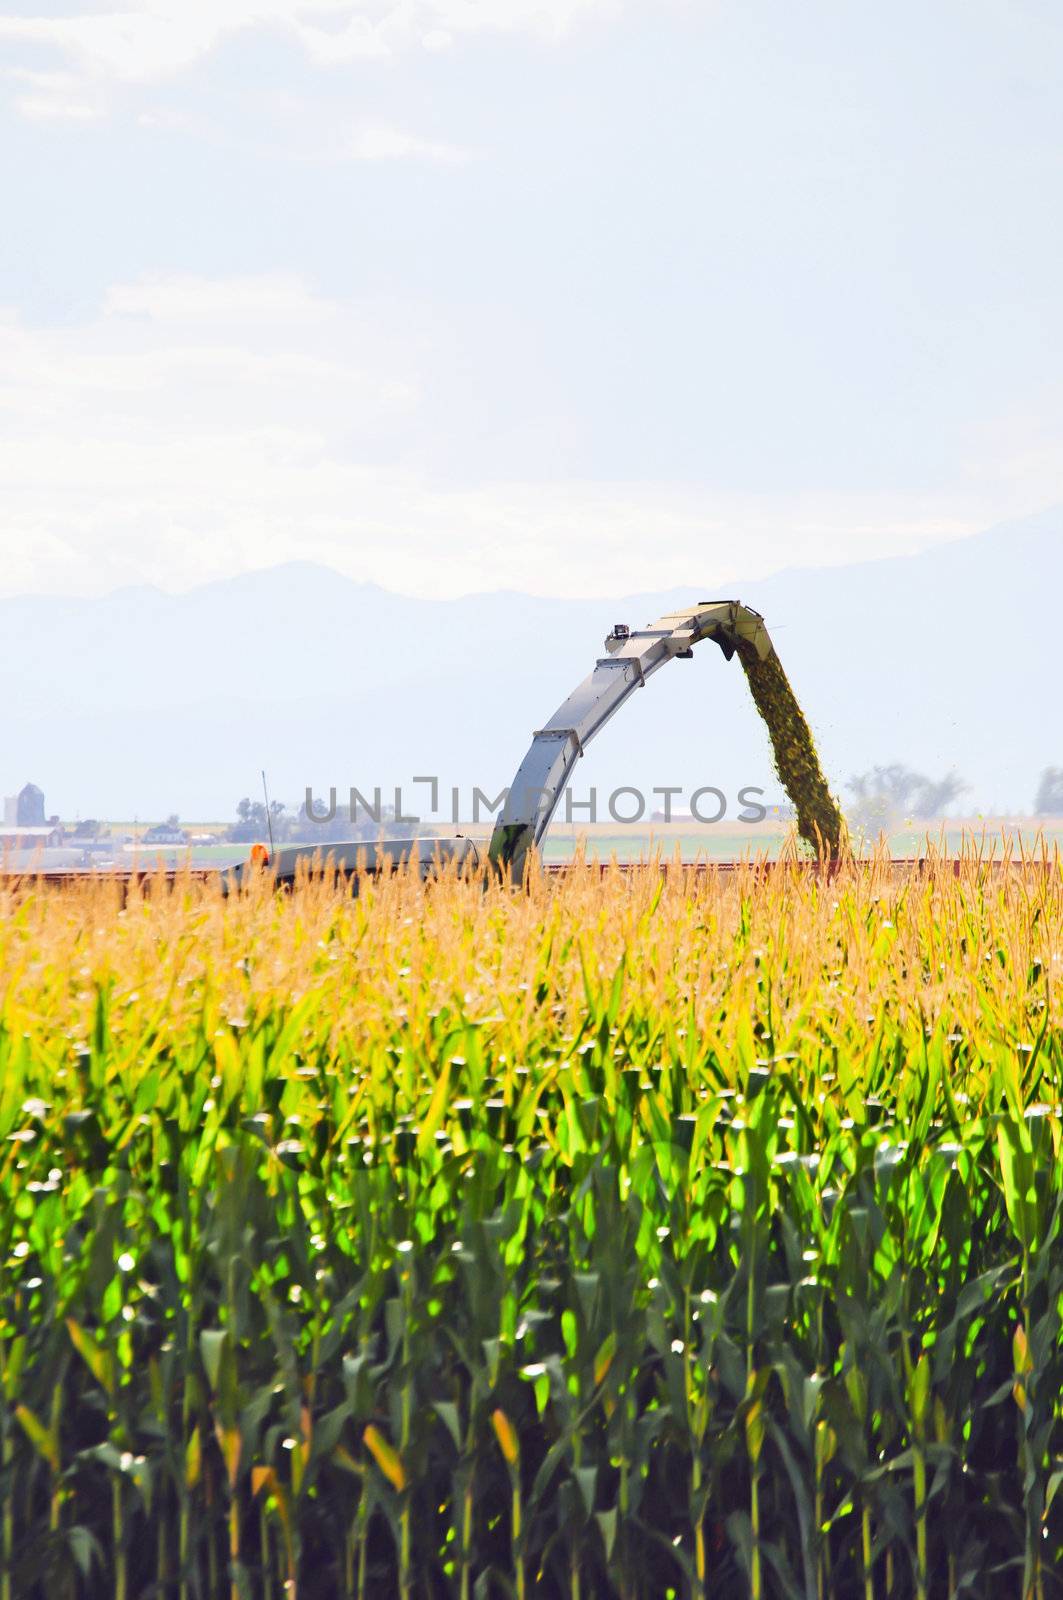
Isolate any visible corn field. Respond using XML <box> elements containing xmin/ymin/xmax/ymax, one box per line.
<box><xmin>2</xmin><ymin>843</ymin><xmax>1063</xmax><ymax>1598</ymax></box>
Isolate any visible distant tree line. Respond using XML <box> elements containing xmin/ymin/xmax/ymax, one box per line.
<box><xmin>846</xmin><ymin>764</ymin><xmax>968</xmax><ymax>832</ymax></box>
<box><xmin>227</xmin><ymin>797</ymin><xmax>419</xmax><ymax>845</ymax></box>
<box><xmin>1036</xmin><ymin>769</ymin><xmax>1063</xmax><ymax>816</ymax></box>
<box><xmin>845</xmin><ymin>766</ymin><xmax>1063</xmax><ymax>826</ymax></box>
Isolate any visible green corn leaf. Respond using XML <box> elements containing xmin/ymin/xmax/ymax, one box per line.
<box><xmin>574</xmin><ymin>1465</ymin><xmax>597</xmax><ymax>1520</ymax></box>
<box><xmin>200</xmin><ymin>1328</ymin><xmax>229</xmax><ymax>1393</ymax></box>
<box><xmin>416</xmin><ymin>1060</ymin><xmax>452</xmax><ymax>1158</ymax></box>
<box><xmin>433</xmin><ymin>1401</ymin><xmax>462</xmax><ymax>1453</ymax></box>
<box><xmin>596</xmin><ymin>1506</ymin><xmax>618</xmax><ymax>1561</ymax></box>
<box><xmin>908</xmin><ymin>1354</ymin><xmax>931</xmax><ymax>1433</ymax></box>
<box><xmin>996</xmin><ymin>1119</ymin><xmax>1037</xmax><ymax>1251</ymax></box>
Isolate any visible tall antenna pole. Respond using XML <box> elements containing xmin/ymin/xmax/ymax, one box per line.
<box><xmin>261</xmin><ymin>770</ymin><xmax>275</xmax><ymax>854</ymax></box>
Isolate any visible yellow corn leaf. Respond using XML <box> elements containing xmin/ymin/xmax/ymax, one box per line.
<box><xmin>332</xmin><ymin>1445</ymin><xmax>364</xmax><ymax>1477</ymax></box>
<box><xmin>15</xmin><ymin>1405</ymin><xmax>59</xmax><ymax>1474</ymax></box>
<box><xmin>215</xmin><ymin>1421</ymin><xmax>241</xmax><ymax>1489</ymax></box>
<box><xmin>254</xmin><ymin>1467</ymin><xmax>293</xmax><ymax>1548</ymax></box>
<box><xmin>491</xmin><ymin>1408</ymin><xmax>520</xmax><ymax>1468</ymax></box>
<box><xmin>363</xmin><ymin>1424</ymin><xmax>406</xmax><ymax>1493</ymax></box>
<box><xmin>1014</xmin><ymin>1324</ymin><xmax>1032</xmax><ymax>1375</ymax></box>
<box><xmin>745</xmin><ymin>1399</ymin><xmax>765</xmax><ymax>1466</ymax></box>
<box><xmin>593</xmin><ymin>1332</ymin><xmax>617</xmax><ymax>1388</ymax></box>
<box><xmin>66</xmin><ymin>1318</ymin><xmax>115</xmax><ymax>1400</ymax></box>
<box><xmin>184</xmin><ymin>1426</ymin><xmax>202</xmax><ymax>1490</ymax></box>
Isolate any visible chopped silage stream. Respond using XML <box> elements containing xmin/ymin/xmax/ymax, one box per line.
<box><xmin>736</xmin><ymin>639</ymin><xmax>846</xmax><ymax>855</ymax></box>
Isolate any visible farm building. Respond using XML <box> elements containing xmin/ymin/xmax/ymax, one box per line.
<box><xmin>0</xmin><ymin>823</ymin><xmax>64</xmax><ymax>849</ymax></box>
<box><xmin>141</xmin><ymin>821</ymin><xmax>190</xmax><ymax>845</ymax></box>
<box><xmin>2</xmin><ymin>782</ymin><xmax>46</xmax><ymax>826</ymax></box>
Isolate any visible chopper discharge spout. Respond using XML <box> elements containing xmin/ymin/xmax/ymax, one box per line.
<box><xmin>487</xmin><ymin>599</ymin><xmax>845</xmax><ymax>881</ymax></box>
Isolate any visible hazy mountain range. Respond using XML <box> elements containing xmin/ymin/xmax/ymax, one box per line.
<box><xmin>3</xmin><ymin>508</ymin><xmax>1059</xmax><ymax>821</ymax></box>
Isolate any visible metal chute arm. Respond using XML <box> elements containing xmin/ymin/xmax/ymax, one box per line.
<box><xmin>488</xmin><ymin>601</ymin><xmax>774</xmax><ymax>879</ymax></box>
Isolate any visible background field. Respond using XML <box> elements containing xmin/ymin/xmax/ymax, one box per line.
<box><xmin>30</xmin><ymin>817</ymin><xmax>1063</xmax><ymax>873</ymax></box>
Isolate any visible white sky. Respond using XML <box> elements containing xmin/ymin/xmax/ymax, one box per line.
<box><xmin>1</xmin><ymin>0</ymin><xmax>1061</xmax><ymax>598</ymax></box>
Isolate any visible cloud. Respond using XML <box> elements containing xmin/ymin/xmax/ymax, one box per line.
<box><xmin>4</xmin><ymin>65</ymin><xmax>103</xmax><ymax>120</ymax></box>
<box><xmin>293</xmin><ymin>0</ymin><xmax>619</xmax><ymax>65</ymax></box>
<box><xmin>12</xmin><ymin>93</ymin><xmax>101</xmax><ymax>120</ymax></box>
<box><xmin>0</xmin><ymin>10</ymin><xmax>235</xmax><ymax>85</ymax></box>
<box><xmin>103</xmin><ymin>274</ymin><xmax>331</xmax><ymax>320</ymax></box>
<box><xmin>346</xmin><ymin>124</ymin><xmax>471</xmax><ymax>164</ymax></box>
<box><xmin>0</xmin><ymin>1</ymin><xmax>619</xmax><ymax>113</ymax></box>
<box><xmin>0</xmin><ymin>273</ymin><xmax>1048</xmax><ymax>603</ymax></box>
